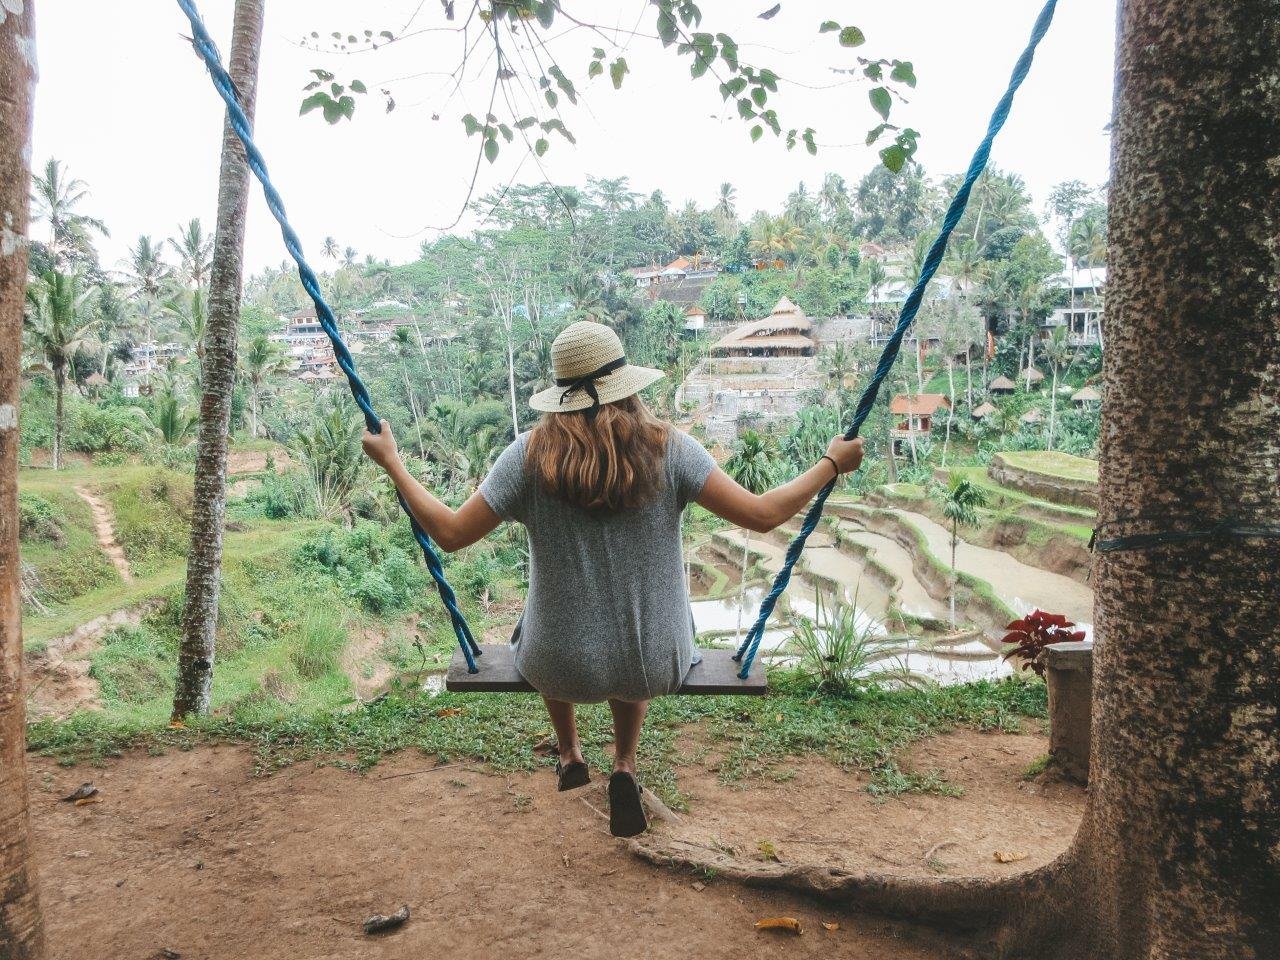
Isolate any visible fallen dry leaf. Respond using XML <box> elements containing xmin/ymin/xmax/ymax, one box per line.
<box><xmin>821</xmin><ymin>920</ymin><xmax>840</xmax><ymax>931</ymax></box>
<box><xmin>167</xmin><ymin>720</ymin><xmax>186</xmax><ymax>730</ymax></box>
<box><xmin>755</xmin><ymin>916</ymin><xmax>802</xmax><ymax>935</ymax></box>
<box><xmin>61</xmin><ymin>782</ymin><xmax>97</xmax><ymax>803</ymax></box>
<box><xmin>691</xmin><ymin>881</ymin><xmax>706</xmax><ymax>892</ymax></box>
<box><xmin>434</xmin><ymin>707</ymin><xmax>462</xmax><ymax>718</ymax></box>
<box><xmin>74</xmin><ymin>795</ymin><xmax>103</xmax><ymax>807</ymax></box>
<box><xmin>994</xmin><ymin>850</ymin><xmax>1029</xmax><ymax>864</ymax></box>
<box><xmin>363</xmin><ymin>904</ymin><xmax>410</xmax><ymax>935</ymax></box>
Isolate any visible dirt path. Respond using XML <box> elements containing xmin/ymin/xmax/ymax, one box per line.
<box><xmin>30</xmin><ymin>729</ymin><xmax>1081</xmax><ymax>959</ymax></box>
<box><xmin>887</xmin><ymin>509</ymin><xmax>1094</xmax><ymax>629</ymax></box>
<box><xmin>74</xmin><ymin>485</ymin><xmax>131</xmax><ymax>584</ymax></box>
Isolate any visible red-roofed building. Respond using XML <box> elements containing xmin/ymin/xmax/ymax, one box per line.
<box><xmin>889</xmin><ymin>393</ymin><xmax>950</xmax><ymax>455</ymax></box>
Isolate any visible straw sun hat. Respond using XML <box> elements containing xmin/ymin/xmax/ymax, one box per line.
<box><xmin>528</xmin><ymin>320</ymin><xmax>665</xmax><ymax>414</ymax></box>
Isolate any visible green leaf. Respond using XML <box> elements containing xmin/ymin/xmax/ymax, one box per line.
<box><xmin>299</xmin><ymin>92</ymin><xmax>329</xmax><ymax>116</ymax></box>
<box><xmin>839</xmin><ymin>25</ymin><xmax>865</xmax><ymax>47</ymax></box>
<box><xmin>588</xmin><ymin>60</ymin><xmax>603</xmax><ymax>79</ymax></box>
<box><xmin>750</xmin><ymin>124</ymin><xmax>763</xmax><ymax>142</ymax></box>
<box><xmin>515</xmin><ymin>116</ymin><xmax>538</xmax><ymax>130</ymax></box>
<box><xmin>803</xmin><ymin>129</ymin><xmax>817</xmax><ymax>155</ymax></box>
<box><xmin>869</xmin><ymin>86</ymin><xmax>892</xmax><ymax>121</ymax></box>
<box><xmin>880</xmin><ymin>143</ymin><xmax>907</xmax><ymax>172</ymax></box>
<box><xmin>379</xmin><ymin>30</ymin><xmax>394</xmax><ymax>41</ymax></box>
<box><xmin>758</xmin><ymin>68</ymin><xmax>778</xmax><ymax>92</ymax></box>
<box><xmin>863</xmin><ymin>62</ymin><xmax>884</xmax><ymax>81</ymax></box>
<box><xmin>303</xmin><ymin>80</ymin><xmax>321</xmax><ymax>92</ymax></box>
<box><xmin>690</xmin><ymin>54</ymin><xmax>711</xmax><ymax>79</ymax></box>
<box><xmin>350</xmin><ymin>79</ymin><xmax>367</xmax><ymax>94</ymax></box>
<box><xmin>545</xmin><ymin>89</ymin><xmax>559</xmax><ymax>108</ymax></box>
<box><xmin>311</xmin><ymin>69</ymin><xmax>335</xmax><ymax>82</ymax></box>
<box><xmin>461</xmin><ymin>113</ymin><xmax>481</xmax><ymax>136</ymax></box>
<box><xmin>890</xmin><ymin>60</ymin><xmax>917</xmax><ymax>87</ymax></box>
<box><xmin>484</xmin><ymin>137</ymin><xmax>499</xmax><ymax>163</ymax></box>
<box><xmin>737</xmin><ymin>97</ymin><xmax>756</xmax><ymax>120</ymax></box>
<box><xmin>337</xmin><ymin>95</ymin><xmax>355</xmax><ymax>120</ymax></box>
<box><xmin>819</xmin><ymin>20</ymin><xmax>840</xmax><ymax>33</ymax></box>
<box><xmin>498</xmin><ymin>123</ymin><xmax>513</xmax><ymax>142</ymax></box>
<box><xmin>751</xmin><ymin>86</ymin><xmax>767</xmax><ymax>107</ymax></box>
<box><xmin>592</xmin><ymin>47</ymin><xmax>606</xmax><ymax>59</ymax></box>
<box><xmin>535</xmin><ymin>137</ymin><xmax>549</xmax><ymax>156</ymax></box>
<box><xmin>865</xmin><ymin>122</ymin><xmax>889</xmax><ymax>145</ymax></box>
<box><xmin>534</xmin><ymin>0</ymin><xmax>555</xmax><ymax>28</ymax></box>
<box><xmin>726</xmin><ymin>76</ymin><xmax>748</xmax><ymax>96</ymax></box>
<box><xmin>656</xmin><ymin>9</ymin><xmax>678</xmax><ymax>46</ymax></box>
<box><xmin>610</xmin><ymin>57</ymin><xmax>629</xmax><ymax>89</ymax></box>
<box><xmin>330</xmin><ymin>82</ymin><xmax>344</xmax><ymax>97</ymax></box>
<box><xmin>549</xmin><ymin>65</ymin><xmax>578</xmax><ymax>104</ymax></box>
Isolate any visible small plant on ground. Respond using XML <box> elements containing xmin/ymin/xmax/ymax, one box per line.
<box><xmin>790</xmin><ymin>592</ymin><xmax>925</xmax><ymax>695</ymax></box>
<box><xmin>1001</xmin><ymin>610</ymin><xmax>1086</xmax><ymax>676</ymax></box>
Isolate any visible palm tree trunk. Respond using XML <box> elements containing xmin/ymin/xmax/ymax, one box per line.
<box><xmin>965</xmin><ymin>347</ymin><xmax>974</xmax><ymax>409</ymax></box>
<box><xmin>249</xmin><ymin>383</ymin><xmax>260</xmax><ymax>438</ymax></box>
<box><xmin>1048</xmin><ymin>363</ymin><xmax>1059</xmax><ymax>450</ymax></box>
<box><xmin>0</xmin><ymin>3</ymin><xmax>46</xmax><ymax>953</ymax></box>
<box><xmin>505</xmin><ymin>332</ymin><xmax>519</xmax><ymax>440</ymax></box>
<box><xmin>949</xmin><ymin>529</ymin><xmax>957</xmax><ymax>628</ymax></box>
<box><xmin>52</xmin><ymin>362</ymin><xmax>64</xmax><ymax>470</ymax></box>
<box><xmin>173</xmin><ymin>0</ymin><xmax>265</xmax><ymax>719</ymax></box>
<box><xmin>736</xmin><ymin>534</ymin><xmax>751</xmax><ymax>641</ymax></box>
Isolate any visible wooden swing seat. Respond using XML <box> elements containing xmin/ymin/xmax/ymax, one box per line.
<box><xmin>445</xmin><ymin>644</ymin><xmax>767</xmax><ymax>696</ymax></box>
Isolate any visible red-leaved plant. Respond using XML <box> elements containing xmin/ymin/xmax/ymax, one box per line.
<box><xmin>1001</xmin><ymin>610</ymin><xmax>1087</xmax><ymax>676</ymax></box>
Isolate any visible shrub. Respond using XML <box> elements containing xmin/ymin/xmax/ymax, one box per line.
<box><xmin>1001</xmin><ymin>610</ymin><xmax>1086</xmax><ymax>676</ymax></box>
<box><xmin>90</xmin><ymin>624</ymin><xmax>177</xmax><ymax>705</ymax></box>
<box><xmin>109</xmin><ymin>469</ymin><xmax>194</xmax><ymax>571</ymax></box>
<box><xmin>93</xmin><ymin>450</ymin><xmax>129</xmax><ymax>467</ymax></box>
<box><xmin>17</xmin><ymin>493</ymin><xmax>62</xmax><ymax>543</ymax></box>
<box><xmin>242</xmin><ymin>470</ymin><xmax>310</xmax><ymax>519</ymax></box>
<box><xmin>71</xmin><ymin>404</ymin><xmax>148</xmax><ymax>454</ymax></box>
<box><xmin>295</xmin><ymin>522</ymin><xmax>429</xmax><ymax>614</ymax></box>
<box><xmin>291</xmin><ymin>609</ymin><xmax>348</xmax><ymax>680</ymax></box>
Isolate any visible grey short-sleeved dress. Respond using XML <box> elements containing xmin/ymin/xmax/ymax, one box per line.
<box><xmin>478</xmin><ymin>429</ymin><xmax>716</xmax><ymax>703</ymax></box>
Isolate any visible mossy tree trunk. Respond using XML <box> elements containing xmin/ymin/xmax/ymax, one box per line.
<box><xmin>636</xmin><ymin>2</ymin><xmax>1280</xmax><ymax>955</ymax></box>
<box><xmin>172</xmin><ymin>0</ymin><xmax>265</xmax><ymax>718</ymax></box>
<box><xmin>0</xmin><ymin>3</ymin><xmax>44</xmax><ymax>957</ymax></box>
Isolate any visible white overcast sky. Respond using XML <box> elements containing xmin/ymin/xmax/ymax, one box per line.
<box><xmin>31</xmin><ymin>1</ymin><xmax>1116</xmax><ymax>274</ymax></box>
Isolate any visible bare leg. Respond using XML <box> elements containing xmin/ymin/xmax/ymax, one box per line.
<box><xmin>542</xmin><ymin>696</ymin><xmax>584</xmax><ymax>766</ymax></box>
<box><xmin>607</xmin><ymin>698</ymin><xmax>650</xmax><ymax>775</ymax></box>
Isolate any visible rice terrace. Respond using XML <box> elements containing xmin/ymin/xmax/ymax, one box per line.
<box><xmin>1</xmin><ymin>2</ymin><xmax>1276</xmax><ymax>959</ymax></box>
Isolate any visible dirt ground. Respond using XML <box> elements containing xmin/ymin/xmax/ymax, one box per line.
<box><xmin>28</xmin><ymin>729</ymin><xmax>1082</xmax><ymax>959</ymax></box>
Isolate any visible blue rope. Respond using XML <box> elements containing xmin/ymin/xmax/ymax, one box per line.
<box><xmin>175</xmin><ymin>0</ymin><xmax>481</xmax><ymax>672</ymax></box>
<box><xmin>734</xmin><ymin>0</ymin><xmax>1059</xmax><ymax>679</ymax></box>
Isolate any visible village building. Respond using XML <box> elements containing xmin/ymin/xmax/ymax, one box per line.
<box><xmin>711</xmin><ymin>297</ymin><xmax>816</xmax><ymax>358</ymax></box>
<box><xmin>988</xmin><ymin>375</ymin><xmax>1017</xmax><ymax>396</ymax></box>
<box><xmin>971</xmin><ymin>400</ymin><xmax>997</xmax><ymax>419</ymax></box>
<box><xmin>626</xmin><ymin>255</ymin><xmax>721</xmax><ymax>310</ymax></box>
<box><xmin>889</xmin><ymin>393</ymin><xmax>950</xmax><ymax>456</ymax></box>
<box><xmin>682</xmin><ymin>305</ymin><xmax>706</xmax><ymax>336</ymax></box>
<box><xmin>1021</xmin><ymin>407</ymin><xmax>1045</xmax><ymax>426</ymax></box>
<box><xmin>1044</xmin><ymin>265</ymin><xmax>1106</xmax><ymax>346</ymax></box>
<box><xmin>1021</xmin><ymin>366</ymin><xmax>1045</xmax><ymax>389</ymax></box>
<box><xmin>1072</xmin><ymin>385</ymin><xmax>1102</xmax><ymax>407</ymax></box>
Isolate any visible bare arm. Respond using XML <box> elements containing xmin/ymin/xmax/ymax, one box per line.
<box><xmin>361</xmin><ymin>421</ymin><xmax>501</xmax><ymax>552</ymax></box>
<box><xmin>696</xmin><ymin>436</ymin><xmax>864</xmax><ymax>534</ymax></box>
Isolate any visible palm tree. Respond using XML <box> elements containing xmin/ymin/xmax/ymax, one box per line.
<box><xmin>342</xmin><ymin>246</ymin><xmax>358</xmax><ymax>268</ymax></box>
<box><xmin>391</xmin><ymin>326</ymin><xmax>426</xmax><ymax>457</ymax></box>
<box><xmin>1042</xmin><ymin>325</ymin><xmax>1075</xmax><ymax>450</ymax></box>
<box><xmin>239</xmin><ymin>333</ymin><xmax>288</xmax><ymax>438</ymax></box>
<box><xmin>565</xmin><ymin>271</ymin><xmax>606</xmax><ymax>321</ymax></box>
<box><xmin>714</xmin><ymin>181</ymin><xmax>737</xmax><ymax>221</ymax></box>
<box><xmin>123</xmin><ymin>235</ymin><xmax>173</xmax><ymax>360</ymax></box>
<box><xmin>144</xmin><ymin>380</ymin><xmax>198</xmax><ymax>446</ymax></box>
<box><xmin>724</xmin><ymin>430</ymin><xmax>777</xmax><ymax>642</ymax></box>
<box><xmin>30</xmin><ymin>157</ymin><xmax>109</xmax><ymax>263</ymax></box>
<box><xmin>322</xmin><ymin>236</ymin><xmax>339</xmax><ymax>260</ymax></box>
<box><xmin>173</xmin><ymin>0</ymin><xmax>266</xmax><ymax>721</ymax></box>
<box><xmin>24</xmin><ymin>270</ymin><xmax>97</xmax><ymax>469</ymax></box>
<box><xmin>748</xmin><ymin>215</ymin><xmax>804</xmax><ymax>262</ymax></box>
<box><xmin>163</xmin><ymin>287</ymin><xmax>208</xmax><ymax>372</ymax></box>
<box><xmin>169</xmin><ymin>218</ymin><xmax>213</xmax><ymax>288</ymax></box>
<box><xmin>864</xmin><ymin>258</ymin><xmax>888</xmax><ymax>306</ymax></box>
<box><xmin>291</xmin><ymin>395</ymin><xmax>367</xmax><ymax>520</ymax></box>
<box><xmin>932</xmin><ymin>474</ymin><xmax>986</xmax><ymax>627</ymax></box>
<box><xmin>818</xmin><ymin>172</ymin><xmax>849</xmax><ymax>220</ymax></box>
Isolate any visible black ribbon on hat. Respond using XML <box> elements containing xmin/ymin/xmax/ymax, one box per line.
<box><xmin>556</xmin><ymin>355</ymin><xmax>627</xmax><ymax>413</ymax></box>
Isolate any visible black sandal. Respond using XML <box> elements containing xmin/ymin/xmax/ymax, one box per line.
<box><xmin>608</xmin><ymin>771</ymin><xmax>648</xmax><ymax>838</ymax></box>
<box><xmin>555</xmin><ymin>759</ymin><xmax>591</xmax><ymax>792</ymax></box>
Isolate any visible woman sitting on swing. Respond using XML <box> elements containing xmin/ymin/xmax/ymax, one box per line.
<box><xmin>362</xmin><ymin>320</ymin><xmax>863</xmax><ymax>836</ymax></box>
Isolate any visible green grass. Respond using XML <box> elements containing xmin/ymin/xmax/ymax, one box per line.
<box><xmin>997</xmin><ymin>450</ymin><xmax>1099</xmax><ymax>484</ymax></box>
<box><xmin>18</xmin><ymin>487</ymin><xmax>120</xmax><ymax>606</ymax></box>
<box><xmin>28</xmin><ymin>671</ymin><xmax>1047</xmax><ymax>809</ymax></box>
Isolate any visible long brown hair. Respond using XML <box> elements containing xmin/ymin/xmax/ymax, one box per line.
<box><xmin>526</xmin><ymin>394</ymin><xmax>669</xmax><ymax>512</ymax></box>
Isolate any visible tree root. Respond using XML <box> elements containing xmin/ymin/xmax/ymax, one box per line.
<box><xmin>630</xmin><ymin>825</ymin><xmax>1079</xmax><ymax>937</ymax></box>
